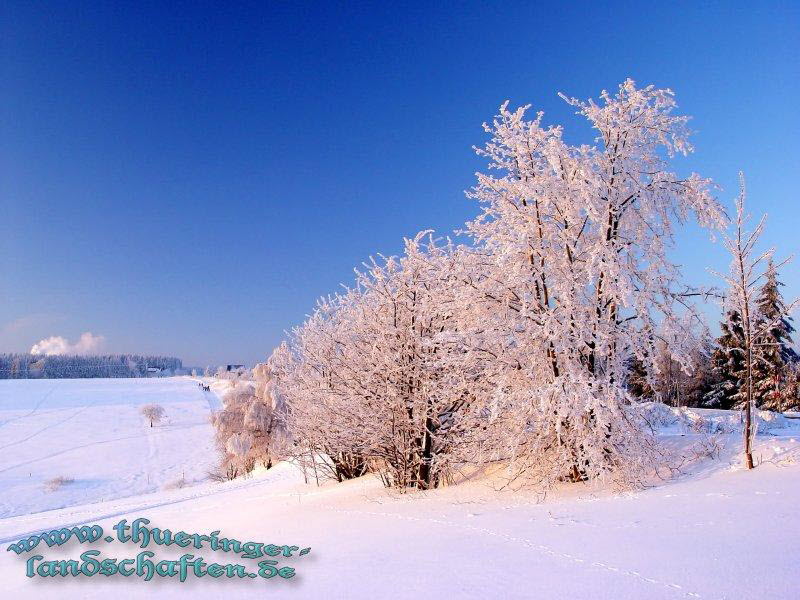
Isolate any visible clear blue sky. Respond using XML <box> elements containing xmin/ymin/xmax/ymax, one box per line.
<box><xmin>1</xmin><ymin>1</ymin><xmax>798</xmax><ymax>367</ymax></box>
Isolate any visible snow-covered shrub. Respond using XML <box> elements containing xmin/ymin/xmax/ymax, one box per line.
<box><xmin>678</xmin><ymin>409</ymin><xmax>710</xmax><ymax>433</ymax></box>
<box><xmin>210</xmin><ymin>367</ymin><xmax>286</xmax><ymax>480</ymax></box>
<box><xmin>757</xmin><ymin>410</ymin><xmax>788</xmax><ymax>433</ymax></box>
<box><xmin>642</xmin><ymin>404</ymin><xmax>735</xmax><ymax>435</ymax></box>
<box><xmin>271</xmin><ymin>235</ymin><xmax>493</xmax><ymax>490</ymax></box>
<box><xmin>687</xmin><ymin>434</ymin><xmax>724</xmax><ymax>461</ymax></box>
<box><xmin>162</xmin><ymin>476</ymin><xmax>187</xmax><ymax>491</ymax></box>
<box><xmin>639</xmin><ymin>402</ymin><xmax>681</xmax><ymax>429</ymax></box>
<box><xmin>687</xmin><ymin>412</ymin><xmax>730</xmax><ymax>434</ymax></box>
<box><xmin>700</xmin><ymin>415</ymin><xmax>736</xmax><ymax>434</ymax></box>
<box><xmin>44</xmin><ymin>476</ymin><xmax>74</xmax><ymax>492</ymax></box>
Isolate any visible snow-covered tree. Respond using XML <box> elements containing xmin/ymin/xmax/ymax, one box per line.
<box><xmin>710</xmin><ymin>176</ymin><xmax>796</xmax><ymax>468</ymax></box>
<box><xmin>270</xmin><ymin>79</ymin><xmax>736</xmax><ymax>490</ymax></box>
<box><xmin>210</xmin><ymin>369</ymin><xmax>286</xmax><ymax>480</ymax></box>
<box><xmin>247</xmin><ymin>361</ymin><xmax>288</xmax><ymax>467</ymax></box>
<box><xmin>752</xmin><ymin>259</ymin><xmax>798</xmax><ymax>410</ymax></box>
<box><xmin>460</xmin><ymin>79</ymin><xmax>726</xmax><ymax>487</ymax></box>
<box><xmin>140</xmin><ymin>404</ymin><xmax>166</xmax><ymax>427</ymax></box>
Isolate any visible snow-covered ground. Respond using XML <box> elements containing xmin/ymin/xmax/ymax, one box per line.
<box><xmin>0</xmin><ymin>377</ymin><xmax>221</xmax><ymax>518</ymax></box>
<box><xmin>1</xmin><ymin>380</ymin><xmax>798</xmax><ymax>598</ymax></box>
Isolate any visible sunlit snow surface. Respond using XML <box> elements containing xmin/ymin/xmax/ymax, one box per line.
<box><xmin>0</xmin><ymin>377</ymin><xmax>221</xmax><ymax>518</ymax></box>
<box><xmin>0</xmin><ymin>378</ymin><xmax>798</xmax><ymax>598</ymax></box>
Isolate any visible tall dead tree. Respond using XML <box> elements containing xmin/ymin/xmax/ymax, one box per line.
<box><xmin>712</xmin><ymin>175</ymin><xmax>794</xmax><ymax>469</ymax></box>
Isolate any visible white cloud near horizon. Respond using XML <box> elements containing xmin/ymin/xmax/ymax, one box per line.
<box><xmin>30</xmin><ymin>332</ymin><xmax>106</xmax><ymax>356</ymax></box>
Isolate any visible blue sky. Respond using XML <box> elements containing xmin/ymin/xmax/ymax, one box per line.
<box><xmin>1</xmin><ymin>1</ymin><xmax>798</xmax><ymax>367</ymax></box>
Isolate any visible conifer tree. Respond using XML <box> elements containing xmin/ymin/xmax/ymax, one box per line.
<box><xmin>626</xmin><ymin>355</ymin><xmax>654</xmax><ymax>400</ymax></box>
<box><xmin>753</xmin><ymin>260</ymin><xmax>798</xmax><ymax>410</ymax></box>
<box><xmin>703</xmin><ymin>310</ymin><xmax>746</xmax><ymax>409</ymax></box>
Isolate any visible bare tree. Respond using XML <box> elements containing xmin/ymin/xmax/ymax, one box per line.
<box><xmin>140</xmin><ymin>403</ymin><xmax>166</xmax><ymax>427</ymax></box>
<box><xmin>711</xmin><ymin>175</ymin><xmax>795</xmax><ymax>469</ymax></box>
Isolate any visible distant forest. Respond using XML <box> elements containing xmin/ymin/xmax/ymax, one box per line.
<box><xmin>0</xmin><ymin>354</ymin><xmax>183</xmax><ymax>379</ymax></box>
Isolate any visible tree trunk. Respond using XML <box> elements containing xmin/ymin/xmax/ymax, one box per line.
<box><xmin>741</xmin><ymin>259</ymin><xmax>754</xmax><ymax>470</ymax></box>
<box><xmin>418</xmin><ymin>414</ymin><xmax>435</xmax><ymax>490</ymax></box>
<box><xmin>744</xmin><ymin>344</ymin><xmax>754</xmax><ymax>469</ymax></box>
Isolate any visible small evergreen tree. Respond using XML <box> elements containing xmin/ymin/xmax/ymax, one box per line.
<box><xmin>753</xmin><ymin>259</ymin><xmax>798</xmax><ymax>410</ymax></box>
<box><xmin>626</xmin><ymin>355</ymin><xmax>654</xmax><ymax>400</ymax></box>
<box><xmin>703</xmin><ymin>309</ymin><xmax>746</xmax><ymax>409</ymax></box>
<box><xmin>785</xmin><ymin>363</ymin><xmax>800</xmax><ymax>410</ymax></box>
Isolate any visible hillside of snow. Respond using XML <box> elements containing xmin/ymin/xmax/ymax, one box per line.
<box><xmin>0</xmin><ymin>377</ymin><xmax>222</xmax><ymax>518</ymax></box>
<box><xmin>1</xmin><ymin>378</ymin><xmax>799</xmax><ymax>598</ymax></box>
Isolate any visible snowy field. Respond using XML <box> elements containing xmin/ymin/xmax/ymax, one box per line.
<box><xmin>0</xmin><ymin>380</ymin><xmax>798</xmax><ymax>598</ymax></box>
<box><xmin>0</xmin><ymin>377</ymin><xmax>221</xmax><ymax>518</ymax></box>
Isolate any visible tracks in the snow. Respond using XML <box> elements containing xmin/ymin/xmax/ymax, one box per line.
<box><xmin>328</xmin><ymin>506</ymin><xmax>711</xmax><ymax>600</ymax></box>
<box><xmin>0</xmin><ymin>387</ymin><xmax>56</xmax><ymax>429</ymax></box>
<box><xmin>0</xmin><ymin>421</ymin><xmax>208</xmax><ymax>475</ymax></box>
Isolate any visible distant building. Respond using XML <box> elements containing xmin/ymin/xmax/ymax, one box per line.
<box><xmin>28</xmin><ymin>359</ymin><xmax>45</xmax><ymax>378</ymax></box>
<box><xmin>225</xmin><ymin>364</ymin><xmax>246</xmax><ymax>375</ymax></box>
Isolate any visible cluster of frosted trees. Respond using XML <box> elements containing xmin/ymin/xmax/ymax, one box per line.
<box><xmin>0</xmin><ymin>354</ymin><xmax>183</xmax><ymax>379</ymax></box>
<box><xmin>268</xmin><ymin>80</ymin><xmax>731</xmax><ymax>490</ymax></box>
